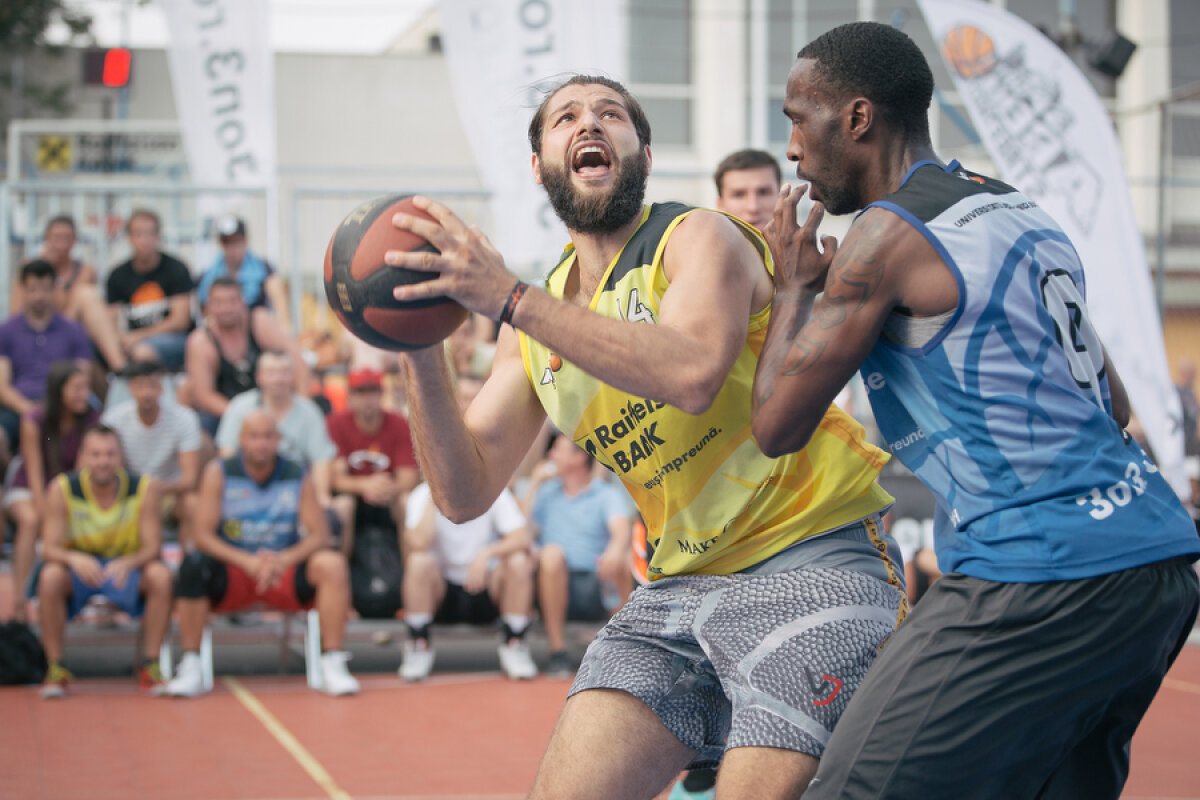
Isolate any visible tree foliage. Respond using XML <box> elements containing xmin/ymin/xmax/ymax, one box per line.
<box><xmin>1</xmin><ymin>0</ymin><xmax>94</xmax><ymax>137</ymax></box>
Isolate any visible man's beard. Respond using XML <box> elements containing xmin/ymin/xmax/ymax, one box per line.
<box><xmin>806</xmin><ymin>174</ymin><xmax>863</xmax><ymax>216</ymax></box>
<box><xmin>541</xmin><ymin>151</ymin><xmax>649</xmax><ymax>234</ymax></box>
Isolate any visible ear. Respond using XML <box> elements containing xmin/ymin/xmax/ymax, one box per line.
<box><xmin>532</xmin><ymin>152</ymin><xmax>543</xmax><ymax>186</ymax></box>
<box><xmin>846</xmin><ymin>98</ymin><xmax>874</xmax><ymax>141</ymax></box>
<box><xmin>644</xmin><ymin>144</ymin><xmax>653</xmax><ymax>172</ymax></box>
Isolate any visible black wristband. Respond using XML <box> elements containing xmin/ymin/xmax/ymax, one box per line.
<box><xmin>500</xmin><ymin>280</ymin><xmax>529</xmax><ymax>326</ymax></box>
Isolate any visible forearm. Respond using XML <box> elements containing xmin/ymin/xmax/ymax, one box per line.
<box><xmin>401</xmin><ymin>349</ymin><xmax>504</xmax><ymax>521</ymax></box>
<box><xmin>311</xmin><ymin>461</ymin><xmax>333</xmax><ymax>505</ymax></box>
<box><xmin>192</xmin><ymin>388</ymin><xmax>229</xmax><ymax>417</ymax></box>
<box><xmin>195</xmin><ymin>531</ymin><xmax>254</xmax><ymax>571</ymax></box>
<box><xmin>42</xmin><ymin>543</ymin><xmax>75</xmax><ymax>566</ymax></box>
<box><xmin>751</xmin><ymin>288</ymin><xmax>824</xmax><ymax>456</ymax></box>
<box><xmin>510</xmin><ymin>287</ymin><xmax>728</xmax><ymax>414</ymax></box>
<box><xmin>0</xmin><ymin>387</ymin><xmax>33</xmax><ymax>415</ymax></box>
<box><xmin>279</xmin><ymin>534</ymin><xmax>325</xmax><ymax>568</ymax></box>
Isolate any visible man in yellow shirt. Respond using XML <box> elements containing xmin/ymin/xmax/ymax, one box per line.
<box><xmin>35</xmin><ymin>424</ymin><xmax>171</xmax><ymax>697</ymax></box>
<box><xmin>385</xmin><ymin>76</ymin><xmax>906</xmax><ymax>798</ymax></box>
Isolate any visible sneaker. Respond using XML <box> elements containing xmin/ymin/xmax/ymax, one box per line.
<box><xmin>138</xmin><ymin>662</ymin><xmax>168</xmax><ymax>696</ymax></box>
<box><xmin>319</xmin><ymin>651</ymin><xmax>359</xmax><ymax>696</ymax></box>
<box><xmin>40</xmin><ymin>663</ymin><xmax>73</xmax><ymax>699</ymax></box>
<box><xmin>497</xmin><ymin>638</ymin><xmax>538</xmax><ymax>680</ymax></box>
<box><xmin>546</xmin><ymin>650</ymin><xmax>572</xmax><ymax>679</ymax></box>
<box><xmin>166</xmin><ymin>652</ymin><xmax>208</xmax><ymax>698</ymax></box>
<box><xmin>399</xmin><ymin>638</ymin><xmax>435</xmax><ymax>682</ymax></box>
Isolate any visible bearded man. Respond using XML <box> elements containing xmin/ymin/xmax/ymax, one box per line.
<box><xmin>378</xmin><ymin>75</ymin><xmax>909</xmax><ymax>799</ymax></box>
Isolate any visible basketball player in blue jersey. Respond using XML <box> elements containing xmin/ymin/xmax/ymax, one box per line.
<box><xmin>750</xmin><ymin>21</ymin><xmax>1200</xmax><ymax>800</ymax></box>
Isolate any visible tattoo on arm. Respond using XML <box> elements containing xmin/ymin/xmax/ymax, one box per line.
<box><xmin>780</xmin><ymin>225</ymin><xmax>888</xmax><ymax>379</ymax></box>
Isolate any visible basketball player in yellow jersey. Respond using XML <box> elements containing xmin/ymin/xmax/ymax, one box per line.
<box><xmin>386</xmin><ymin>76</ymin><xmax>906</xmax><ymax>799</ymax></box>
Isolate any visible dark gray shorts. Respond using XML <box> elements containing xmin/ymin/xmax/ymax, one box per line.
<box><xmin>569</xmin><ymin>515</ymin><xmax>907</xmax><ymax>767</ymax></box>
<box><xmin>806</xmin><ymin>556</ymin><xmax>1200</xmax><ymax>800</ymax></box>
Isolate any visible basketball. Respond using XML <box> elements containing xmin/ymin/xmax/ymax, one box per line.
<box><xmin>941</xmin><ymin>25</ymin><xmax>997</xmax><ymax>80</ymax></box>
<box><xmin>323</xmin><ymin>194</ymin><xmax>469</xmax><ymax>351</ymax></box>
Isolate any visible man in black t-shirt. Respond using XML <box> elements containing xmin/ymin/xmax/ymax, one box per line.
<box><xmin>106</xmin><ymin>208</ymin><xmax>194</xmax><ymax>371</ymax></box>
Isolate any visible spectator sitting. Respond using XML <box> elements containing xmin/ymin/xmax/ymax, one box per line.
<box><xmin>13</xmin><ymin>216</ymin><xmax>128</xmax><ymax>379</ymax></box>
<box><xmin>35</xmin><ymin>424</ymin><xmax>171</xmax><ymax>697</ymax></box>
<box><xmin>3</xmin><ymin>361</ymin><xmax>101</xmax><ymax>622</ymax></box>
<box><xmin>105</xmin><ymin>208</ymin><xmax>194</xmax><ymax>371</ymax></box>
<box><xmin>399</xmin><ymin>375</ymin><xmax>537</xmax><ymax>682</ymax></box>
<box><xmin>166</xmin><ymin>410</ymin><xmax>359</xmax><ymax>697</ymax></box>
<box><xmin>401</xmin><ymin>481</ymin><xmax>537</xmax><ymax>681</ymax></box>
<box><xmin>326</xmin><ymin>367</ymin><xmax>419</xmax><ymax>619</ymax></box>
<box><xmin>0</xmin><ymin>260</ymin><xmax>93</xmax><ymax>461</ymax></box>
<box><xmin>102</xmin><ymin>359</ymin><xmax>201</xmax><ymax>549</ymax></box>
<box><xmin>183</xmin><ymin>277</ymin><xmax>305</xmax><ymax>438</ymax></box>
<box><xmin>195</xmin><ymin>216</ymin><xmax>291</xmax><ymax>332</ymax></box>
<box><xmin>526</xmin><ymin>432</ymin><xmax>634</xmax><ymax>678</ymax></box>
<box><xmin>215</xmin><ymin>349</ymin><xmax>335</xmax><ymax>511</ymax></box>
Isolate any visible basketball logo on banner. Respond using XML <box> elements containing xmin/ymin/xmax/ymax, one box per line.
<box><xmin>941</xmin><ymin>26</ymin><xmax>997</xmax><ymax>79</ymax></box>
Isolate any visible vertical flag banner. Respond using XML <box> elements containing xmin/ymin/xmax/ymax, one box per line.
<box><xmin>439</xmin><ymin>1</ymin><xmax>626</xmax><ymax>278</ymax></box>
<box><xmin>917</xmin><ymin>0</ymin><xmax>1188</xmax><ymax>496</ymax></box>
<box><xmin>161</xmin><ymin>0</ymin><xmax>276</xmax><ymax>189</ymax></box>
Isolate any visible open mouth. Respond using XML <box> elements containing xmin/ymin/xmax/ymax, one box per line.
<box><xmin>572</xmin><ymin>143</ymin><xmax>612</xmax><ymax>177</ymax></box>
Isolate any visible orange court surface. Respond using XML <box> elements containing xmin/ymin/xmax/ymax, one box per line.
<box><xmin>2</xmin><ymin>585</ymin><xmax>1198</xmax><ymax>799</ymax></box>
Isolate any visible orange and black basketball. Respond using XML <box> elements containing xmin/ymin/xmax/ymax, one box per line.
<box><xmin>323</xmin><ymin>194</ymin><xmax>469</xmax><ymax>351</ymax></box>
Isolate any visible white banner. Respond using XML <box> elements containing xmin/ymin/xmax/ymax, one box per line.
<box><xmin>161</xmin><ymin>0</ymin><xmax>276</xmax><ymax>188</ymax></box>
<box><xmin>917</xmin><ymin>0</ymin><xmax>1188</xmax><ymax>496</ymax></box>
<box><xmin>439</xmin><ymin>1</ymin><xmax>626</xmax><ymax>278</ymax></box>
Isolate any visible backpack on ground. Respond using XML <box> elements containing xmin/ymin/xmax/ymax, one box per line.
<box><xmin>0</xmin><ymin>621</ymin><xmax>48</xmax><ymax>684</ymax></box>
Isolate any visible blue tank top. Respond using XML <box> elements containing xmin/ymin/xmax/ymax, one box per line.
<box><xmin>861</xmin><ymin>160</ymin><xmax>1199</xmax><ymax>582</ymax></box>
<box><xmin>218</xmin><ymin>455</ymin><xmax>306</xmax><ymax>552</ymax></box>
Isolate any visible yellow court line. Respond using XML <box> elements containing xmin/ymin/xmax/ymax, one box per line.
<box><xmin>225</xmin><ymin>677</ymin><xmax>353</xmax><ymax>800</ymax></box>
<box><xmin>1162</xmin><ymin>676</ymin><xmax>1200</xmax><ymax>696</ymax></box>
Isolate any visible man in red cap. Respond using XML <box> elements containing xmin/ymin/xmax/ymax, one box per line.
<box><xmin>326</xmin><ymin>367</ymin><xmax>419</xmax><ymax>618</ymax></box>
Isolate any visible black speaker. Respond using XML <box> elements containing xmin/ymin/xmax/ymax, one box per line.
<box><xmin>1088</xmin><ymin>31</ymin><xmax>1137</xmax><ymax>79</ymax></box>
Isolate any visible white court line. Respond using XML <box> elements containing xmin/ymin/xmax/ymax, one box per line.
<box><xmin>226</xmin><ymin>677</ymin><xmax>353</xmax><ymax>800</ymax></box>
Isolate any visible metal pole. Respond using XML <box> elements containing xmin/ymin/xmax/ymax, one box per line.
<box><xmin>1155</xmin><ymin>98</ymin><xmax>1168</xmax><ymax>320</ymax></box>
<box><xmin>749</xmin><ymin>0</ymin><xmax>768</xmax><ymax>149</ymax></box>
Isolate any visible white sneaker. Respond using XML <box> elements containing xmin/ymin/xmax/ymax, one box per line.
<box><xmin>319</xmin><ymin>651</ymin><xmax>359</xmax><ymax>696</ymax></box>
<box><xmin>166</xmin><ymin>652</ymin><xmax>208</xmax><ymax>698</ymax></box>
<box><xmin>497</xmin><ymin>638</ymin><xmax>538</xmax><ymax>680</ymax></box>
<box><xmin>399</xmin><ymin>639</ymin><xmax>435</xmax><ymax>681</ymax></box>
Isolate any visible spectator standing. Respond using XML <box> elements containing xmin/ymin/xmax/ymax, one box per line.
<box><xmin>0</xmin><ymin>260</ymin><xmax>92</xmax><ymax>457</ymax></box>
<box><xmin>3</xmin><ymin>361</ymin><xmax>100</xmax><ymax>621</ymax></box>
<box><xmin>35</xmin><ymin>424</ymin><xmax>171</xmax><ymax>697</ymax></box>
<box><xmin>166</xmin><ymin>411</ymin><xmax>358</xmax><ymax>697</ymax></box>
<box><xmin>105</xmin><ymin>209</ymin><xmax>194</xmax><ymax>370</ymax></box>
<box><xmin>195</xmin><ymin>215</ymin><xmax>291</xmax><ymax>331</ymax></box>
<box><xmin>527</xmin><ymin>432</ymin><xmax>633</xmax><ymax>677</ymax></box>
<box><xmin>184</xmin><ymin>277</ymin><xmax>305</xmax><ymax>437</ymax></box>
<box><xmin>102</xmin><ymin>359</ymin><xmax>202</xmax><ymax>549</ymax></box>
<box><xmin>713</xmin><ymin>148</ymin><xmax>782</xmax><ymax>230</ymax></box>
<box><xmin>215</xmin><ymin>349</ymin><xmax>335</xmax><ymax>508</ymax></box>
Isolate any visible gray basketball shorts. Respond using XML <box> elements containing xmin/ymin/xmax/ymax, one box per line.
<box><xmin>569</xmin><ymin>515</ymin><xmax>907</xmax><ymax>767</ymax></box>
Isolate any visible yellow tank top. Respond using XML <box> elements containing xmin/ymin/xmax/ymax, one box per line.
<box><xmin>519</xmin><ymin>203</ymin><xmax>893</xmax><ymax>578</ymax></box>
<box><xmin>58</xmin><ymin>469</ymin><xmax>147</xmax><ymax>558</ymax></box>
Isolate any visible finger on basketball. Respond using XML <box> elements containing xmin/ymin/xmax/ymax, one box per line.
<box><xmin>393</xmin><ymin>277</ymin><xmax>450</xmax><ymax>302</ymax></box>
<box><xmin>410</xmin><ymin>195</ymin><xmax>471</xmax><ymax>239</ymax></box>
<box><xmin>391</xmin><ymin>211</ymin><xmax>450</xmax><ymax>251</ymax></box>
<box><xmin>385</xmin><ymin>247</ymin><xmax>442</xmax><ymax>272</ymax></box>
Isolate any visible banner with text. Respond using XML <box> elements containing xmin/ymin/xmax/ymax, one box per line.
<box><xmin>162</xmin><ymin>0</ymin><xmax>276</xmax><ymax>189</ymax></box>
<box><xmin>439</xmin><ymin>0</ymin><xmax>626</xmax><ymax>278</ymax></box>
<box><xmin>917</xmin><ymin>0</ymin><xmax>1188</xmax><ymax>496</ymax></box>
